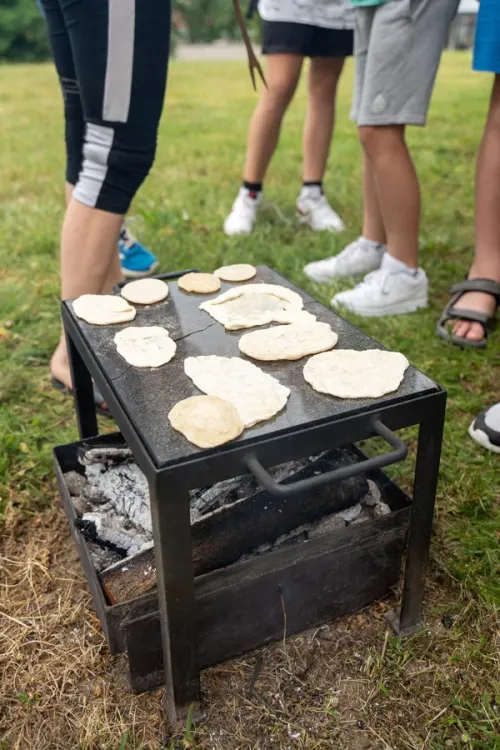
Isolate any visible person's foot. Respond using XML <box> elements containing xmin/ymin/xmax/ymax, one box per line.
<box><xmin>469</xmin><ymin>402</ymin><xmax>500</xmax><ymax>453</ymax></box>
<box><xmin>119</xmin><ymin>226</ymin><xmax>159</xmax><ymax>279</ymax></box>
<box><xmin>451</xmin><ymin>286</ymin><xmax>498</xmax><ymax>343</ymax></box>
<box><xmin>224</xmin><ymin>188</ymin><xmax>261</xmax><ymax>236</ymax></box>
<box><xmin>304</xmin><ymin>237</ymin><xmax>386</xmax><ymax>284</ymax></box>
<box><xmin>331</xmin><ymin>259</ymin><xmax>428</xmax><ymax>317</ymax></box>
<box><xmin>296</xmin><ymin>189</ymin><xmax>345</xmax><ymax>233</ymax></box>
<box><xmin>51</xmin><ymin>341</ymin><xmax>108</xmax><ymax>412</ymax></box>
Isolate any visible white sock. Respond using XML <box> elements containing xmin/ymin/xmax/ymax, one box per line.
<box><xmin>359</xmin><ymin>236</ymin><xmax>387</xmax><ymax>253</ymax></box>
<box><xmin>381</xmin><ymin>252</ymin><xmax>419</xmax><ymax>277</ymax></box>
<box><xmin>299</xmin><ymin>185</ymin><xmax>322</xmax><ymax>200</ymax></box>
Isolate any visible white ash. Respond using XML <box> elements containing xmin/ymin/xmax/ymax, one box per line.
<box><xmin>65</xmin><ymin>445</ymin><xmax>392</xmax><ymax>573</ymax></box>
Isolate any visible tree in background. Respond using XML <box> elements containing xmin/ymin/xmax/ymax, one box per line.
<box><xmin>0</xmin><ymin>0</ymin><xmax>50</xmax><ymax>61</ymax></box>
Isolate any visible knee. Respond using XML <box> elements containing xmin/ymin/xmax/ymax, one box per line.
<box><xmin>264</xmin><ymin>78</ymin><xmax>297</xmax><ymax>112</ymax></box>
<box><xmin>358</xmin><ymin>125</ymin><xmax>404</xmax><ymax>157</ymax></box>
<box><xmin>73</xmin><ymin>123</ymin><xmax>157</xmax><ymax>214</ymax></box>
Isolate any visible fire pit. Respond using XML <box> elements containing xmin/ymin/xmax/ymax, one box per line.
<box><xmin>55</xmin><ymin>266</ymin><xmax>446</xmax><ymax>725</ymax></box>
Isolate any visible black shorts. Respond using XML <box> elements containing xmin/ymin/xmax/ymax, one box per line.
<box><xmin>262</xmin><ymin>20</ymin><xmax>353</xmax><ymax>58</ymax></box>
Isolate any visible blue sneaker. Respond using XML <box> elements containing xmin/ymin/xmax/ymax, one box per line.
<box><xmin>118</xmin><ymin>226</ymin><xmax>159</xmax><ymax>279</ymax></box>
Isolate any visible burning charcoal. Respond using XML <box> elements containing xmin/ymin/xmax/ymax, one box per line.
<box><xmin>351</xmin><ymin>507</ymin><xmax>373</xmax><ymax>525</ymax></box>
<box><xmin>373</xmin><ymin>501</ymin><xmax>391</xmax><ymax>517</ymax></box>
<box><xmin>337</xmin><ymin>503</ymin><xmax>362</xmax><ymax>523</ymax></box>
<box><xmin>86</xmin><ymin>541</ymin><xmax>123</xmax><ymax>572</ymax></box>
<box><xmin>190</xmin><ymin>478</ymin><xmax>242</xmax><ymax>516</ymax></box>
<box><xmin>361</xmin><ymin>479</ymin><xmax>382</xmax><ymax>507</ymax></box>
<box><xmin>81</xmin><ymin>512</ymin><xmax>150</xmax><ymax>558</ymax></box>
<box><xmin>309</xmin><ymin>514</ymin><xmax>346</xmax><ymax>538</ymax></box>
<box><xmin>64</xmin><ymin>470</ymin><xmax>87</xmax><ymax>497</ymax></box>
<box><xmin>80</xmin><ymin>446</ymin><xmax>133</xmax><ymax>467</ymax></box>
<box><xmin>84</xmin><ymin>462</ymin><xmax>151</xmax><ymax>534</ymax></box>
<box><xmin>71</xmin><ymin>495</ymin><xmax>93</xmax><ymax>517</ymax></box>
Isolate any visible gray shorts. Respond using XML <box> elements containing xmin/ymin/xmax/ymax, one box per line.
<box><xmin>351</xmin><ymin>0</ymin><xmax>459</xmax><ymax>127</ymax></box>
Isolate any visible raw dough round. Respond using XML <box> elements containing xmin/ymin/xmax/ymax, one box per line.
<box><xmin>214</xmin><ymin>264</ymin><xmax>256</xmax><ymax>282</ymax></box>
<box><xmin>200</xmin><ymin>283</ymin><xmax>314</xmax><ymax>330</ymax></box>
<box><xmin>73</xmin><ymin>294</ymin><xmax>136</xmax><ymax>325</ymax></box>
<box><xmin>239</xmin><ymin>321</ymin><xmax>338</xmax><ymax>361</ymax></box>
<box><xmin>184</xmin><ymin>355</ymin><xmax>290</xmax><ymax>428</ymax></box>
<box><xmin>303</xmin><ymin>349</ymin><xmax>409</xmax><ymax>399</ymax></box>
<box><xmin>114</xmin><ymin>326</ymin><xmax>176</xmax><ymax>367</ymax></box>
<box><xmin>178</xmin><ymin>272</ymin><xmax>221</xmax><ymax>294</ymax></box>
<box><xmin>168</xmin><ymin>395</ymin><xmax>244</xmax><ymax>449</ymax></box>
<box><xmin>121</xmin><ymin>278</ymin><xmax>169</xmax><ymax>305</ymax></box>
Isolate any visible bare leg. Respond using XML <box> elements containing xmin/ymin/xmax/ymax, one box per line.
<box><xmin>453</xmin><ymin>75</ymin><xmax>500</xmax><ymax>342</ymax></box>
<box><xmin>302</xmin><ymin>57</ymin><xmax>345</xmax><ymax>182</ymax></box>
<box><xmin>50</xmin><ymin>199</ymin><xmax>124</xmax><ymax>390</ymax></box>
<box><xmin>362</xmin><ymin>151</ymin><xmax>387</xmax><ymax>244</ymax></box>
<box><xmin>243</xmin><ymin>54</ymin><xmax>303</xmax><ymax>183</ymax></box>
<box><xmin>358</xmin><ymin>125</ymin><xmax>420</xmax><ymax>267</ymax></box>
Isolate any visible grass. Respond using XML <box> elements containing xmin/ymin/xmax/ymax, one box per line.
<box><xmin>0</xmin><ymin>53</ymin><xmax>499</xmax><ymax>748</ymax></box>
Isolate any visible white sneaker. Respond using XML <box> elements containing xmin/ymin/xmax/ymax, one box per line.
<box><xmin>331</xmin><ymin>266</ymin><xmax>428</xmax><ymax>317</ymax></box>
<box><xmin>224</xmin><ymin>188</ymin><xmax>261</xmax><ymax>236</ymax></box>
<box><xmin>296</xmin><ymin>191</ymin><xmax>345</xmax><ymax>233</ymax></box>
<box><xmin>304</xmin><ymin>237</ymin><xmax>385</xmax><ymax>283</ymax></box>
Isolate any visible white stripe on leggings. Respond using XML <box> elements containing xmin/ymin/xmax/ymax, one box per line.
<box><xmin>103</xmin><ymin>0</ymin><xmax>135</xmax><ymax>123</ymax></box>
<box><xmin>73</xmin><ymin>123</ymin><xmax>114</xmax><ymax>208</ymax></box>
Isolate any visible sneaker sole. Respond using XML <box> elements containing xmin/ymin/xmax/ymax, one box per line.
<box><xmin>121</xmin><ymin>261</ymin><xmax>159</xmax><ymax>279</ymax></box>
<box><xmin>331</xmin><ymin>297</ymin><xmax>428</xmax><ymax>317</ymax></box>
<box><xmin>468</xmin><ymin>422</ymin><xmax>500</xmax><ymax>454</ymax></box>
<box><xmin>297</xmin><ymin>213</ymin><xmax>345</xmax><ymax>234</ymax></box>
<box><xmin>223</xmin><ymin>226</ymin><xmax>254</xmax><ymax>237</ymax></box>
<box><xmin>305</xmin><ymin>265</ymin><xmax>380</xmax><ymax>284</ymax></box>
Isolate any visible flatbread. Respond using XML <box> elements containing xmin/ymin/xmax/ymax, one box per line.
<box><xmin>168</xmin><ymin>395</ymin><xmax>244</xmax><ymax>449</ymax></box>
<box><xmin>114</xmin><ymin>326</ymin><xmax>176</xmax><ymax>368</ymax></box>
<box><xmin>121</xmin><ymin>278</ymin><xmax>169</xmax><ymax>305</ymax></box>
<box><xmin>178</xmin><ymin>272</ymin><xmax>221</xmax><ymax>294</ymax></box>
<box><xmin>239</xmin><ymin>321</ymin><xmax>338</xmax><ymax>361</ymax></box>
<box><xmin>214</xmin><ymin>263</ymin><xmax>256</xmax><ymax>282</ymax></box>
<box><xmin>303</xmin><ymin>350</ymin><xmax>409</xmax><ymax>399</ymax></box>
<box><xmin>184</xmin><ymin>355</ymin><xmax>290</xmax><ymax>427</ymax></box>
<box><xmin>73</xmin><ymin>294</ymin><xmax>136</xmax><ymax>326</ymax></box>
<box><xmin>200</xmin><ymin>283</ymin><xmax>315</xmax><ymax>330</ymax></box>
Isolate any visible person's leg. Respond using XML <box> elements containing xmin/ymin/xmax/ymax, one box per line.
<box><xmin>358</xmin><ymin>124</ymin><xmax>420</xmax><ymax>267</ymax></box>
<box><xmin>243</xmin><ymin>53</ymin><xmax>303</xmax><ymax>183</ymax></box>
<box><xmin>302</xmin><ymin>56</ymin><xmax>344</xmax><ymax>182</ymax></box>
<box><xmin>452</xmin><ymin>74</ymin><xmax>500</xmax><ymax>342</ymax></box>
<box><xmin>362</xmin><ymin>150</ymin><xmax>386</xmax><ymax>244</ymax></box>
<box><xmin>51</xmin><ymin>0</ymin><xmax>171</xmax><ymax>389</ymax></box>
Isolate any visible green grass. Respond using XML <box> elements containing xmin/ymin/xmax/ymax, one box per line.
<box><xmin>0</xmin><ymin>53</ymin><xmax>499</xmax><ymax>748</ymax></box>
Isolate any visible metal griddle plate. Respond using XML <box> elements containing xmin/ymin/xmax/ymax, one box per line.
<box><xmin>64</xmin><ymin>267</ymin><xmax>438</xmax><ymax>469</ymax></box>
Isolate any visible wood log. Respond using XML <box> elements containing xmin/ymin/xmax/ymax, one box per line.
<box><xmin>100</xmin><ymin>448</ymin><xmax>369</xmax><ymax>605</ymax></box>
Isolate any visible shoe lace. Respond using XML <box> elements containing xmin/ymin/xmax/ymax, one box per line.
<box><xmin>357</xmin><ymin>269</ymin><xmax>392</xmax><ymax>296</ymax></box>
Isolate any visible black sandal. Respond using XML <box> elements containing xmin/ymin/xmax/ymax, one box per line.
<box><xmin>436</xmin><ymin>278</ymin><xmax>500</xmax><ymax>349</ymax></box>
<box><xmin>51</xmin><ymin>377</ymin><xmax>111</xmax><ymax>418</ymax></box>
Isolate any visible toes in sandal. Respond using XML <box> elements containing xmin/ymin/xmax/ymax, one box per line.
<box><xmin>436</xmin><ymin>278</ymin><xmax>500</xmax><ymax>349</ymax></box>
<box><xmin>469</xmin><ymin>402</ymin><xmax>500</xmax><ymax>454</ymax></box>
<box><xmin>51</xmin><ymin>376</ymin><xmax>111</xmax><ymax>418</ymax></box>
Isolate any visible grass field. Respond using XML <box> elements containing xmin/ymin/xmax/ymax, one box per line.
<box><xmin>0</xmin><ymin>54</ymin><xmax>499</xmax><ymax>749</ymax></box>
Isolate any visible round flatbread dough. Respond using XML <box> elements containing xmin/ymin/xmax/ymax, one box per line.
<box><xmin>73</xmin><ymin>294</ymin><xmax>136</xmax><ymax>326</ymax></box>
<box><xmin>178</xmin><ymin>272</ymin><xmax>221</xmax><ymax>294</ymax></box>
<box><xmin>168</xmin><ymin>395</ymin><xmax>244</xmax><ymax>449</ymax></box>
<box><xmin>303</xmin><ymin>350</ymin><xmax>410</xmax><ymax>399</ymax></box>
<box><xmin>114</xmin><ymin>326</ymin><xmax>176</xmax><ymax>368</ymax></box>
<box><xmin>121</xmin><ymin>278</ymin><xmax>169</xmax><ymax>305</ymax></box>
<box><xmin>239</xmin><ymin>321</ymin><xmax>338</xmax><ymax>361</ymax></box>
<box><xmin>200</xmin><ymin>283</ymin><xmax>315</xmax><ymax>330</ymax></box>
<box><xmin>184</xmin><ymin>355</ymin><xmax>290</xmax><ymax>428</ymax></box>
<box><xmin>214</xmin><ymin>264</ymin><xmax>256</xmax><ymax>282</ymax></box>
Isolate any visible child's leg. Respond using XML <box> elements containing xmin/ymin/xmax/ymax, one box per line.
<box><xmin>452</xmin><ymin>74</ymin><xmax>500</xmax><ymax>342</ymax></box>
<box><xmin>362</xmin><ymin>151</ymin><xmax>386</xmax><ymax>245</ymax></box>
<box><xmin>359</xmin><ymin>124</ymin><xmax>419</xmax><ymax>267</ymax></box>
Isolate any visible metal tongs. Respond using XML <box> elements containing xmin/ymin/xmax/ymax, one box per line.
<box><xmin>233</xmin><ymin>0</ymin><xmax>267</xmax><ymax>91</ymax></box>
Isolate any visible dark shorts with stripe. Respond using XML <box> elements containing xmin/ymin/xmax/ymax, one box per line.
<box><xmin>262</xmin><ymin>20</ymin><xmax>353</xmax><ymax>58</ymax></box>
<box><xmin>40</xmin><ymin>0</ymin><xmax>171</xmax><ymax>214</ymax></box>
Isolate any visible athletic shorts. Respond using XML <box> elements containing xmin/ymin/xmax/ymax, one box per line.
<box><xmin>474</xmin><ymin>0</ymin><xmax>500</xmax><ymax>74</ymax></box>
<box><xmin>262</xmin><ymin>20</ymin><xmax>353</xmax><ymax>58</ymax></box>
<box><xmin>41</xmin><ymin>0</ymin><xmax>171</xmax><ymax>215</ymax></box>
<box><xmin>350</xmin><ymin>0</ymin><xmax>459</xmax><ymax>127</ymax></box>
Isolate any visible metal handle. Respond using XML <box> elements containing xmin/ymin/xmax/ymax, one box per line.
<box><xmin>244</xmin><ymin>418</ymin><xmax>408</xmax><ymax>498</ymax></box>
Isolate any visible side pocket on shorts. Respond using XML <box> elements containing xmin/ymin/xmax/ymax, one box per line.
<box><xmin>409</xmin><ymin>0</ymin><xmax>433</xmax><ymax>23</ymax></box>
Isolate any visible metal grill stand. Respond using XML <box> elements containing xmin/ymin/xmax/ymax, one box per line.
<box><xmin>57</xmin><ymin>266</ymin><xmax>446</xmax><ymax>725</ymax></box>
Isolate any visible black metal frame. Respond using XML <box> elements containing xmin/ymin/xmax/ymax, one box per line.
<box><xmin>60</xmin><ymin>270</ymin><xmax>446</xmax><ymax>725</ymax></box>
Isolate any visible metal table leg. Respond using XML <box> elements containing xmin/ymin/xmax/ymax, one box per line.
<box><xmin>386</xmin><ymin>395</ymin><xmax>446</xmax><ymax>636</ymax></box>
<box><xmin>65</xmin><ymin>329</ymin><xmax>98</xmax><ymax>439</ymax></box>
<box><xmin>149</xmin><ymin>472</ymin><xmax>201</xmax><ymax>725</ymax></box>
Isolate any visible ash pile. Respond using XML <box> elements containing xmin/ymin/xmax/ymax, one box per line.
<box><xmin>66</xmin><ymin>444</ymin><xmax>391</xmax><ymax>575</ymax></box>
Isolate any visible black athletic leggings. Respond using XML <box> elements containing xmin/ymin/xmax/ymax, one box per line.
<box><xmin>41</xmin><ymin>0</ymin><xmax>171</xmax><ymax>214</ymax></box>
